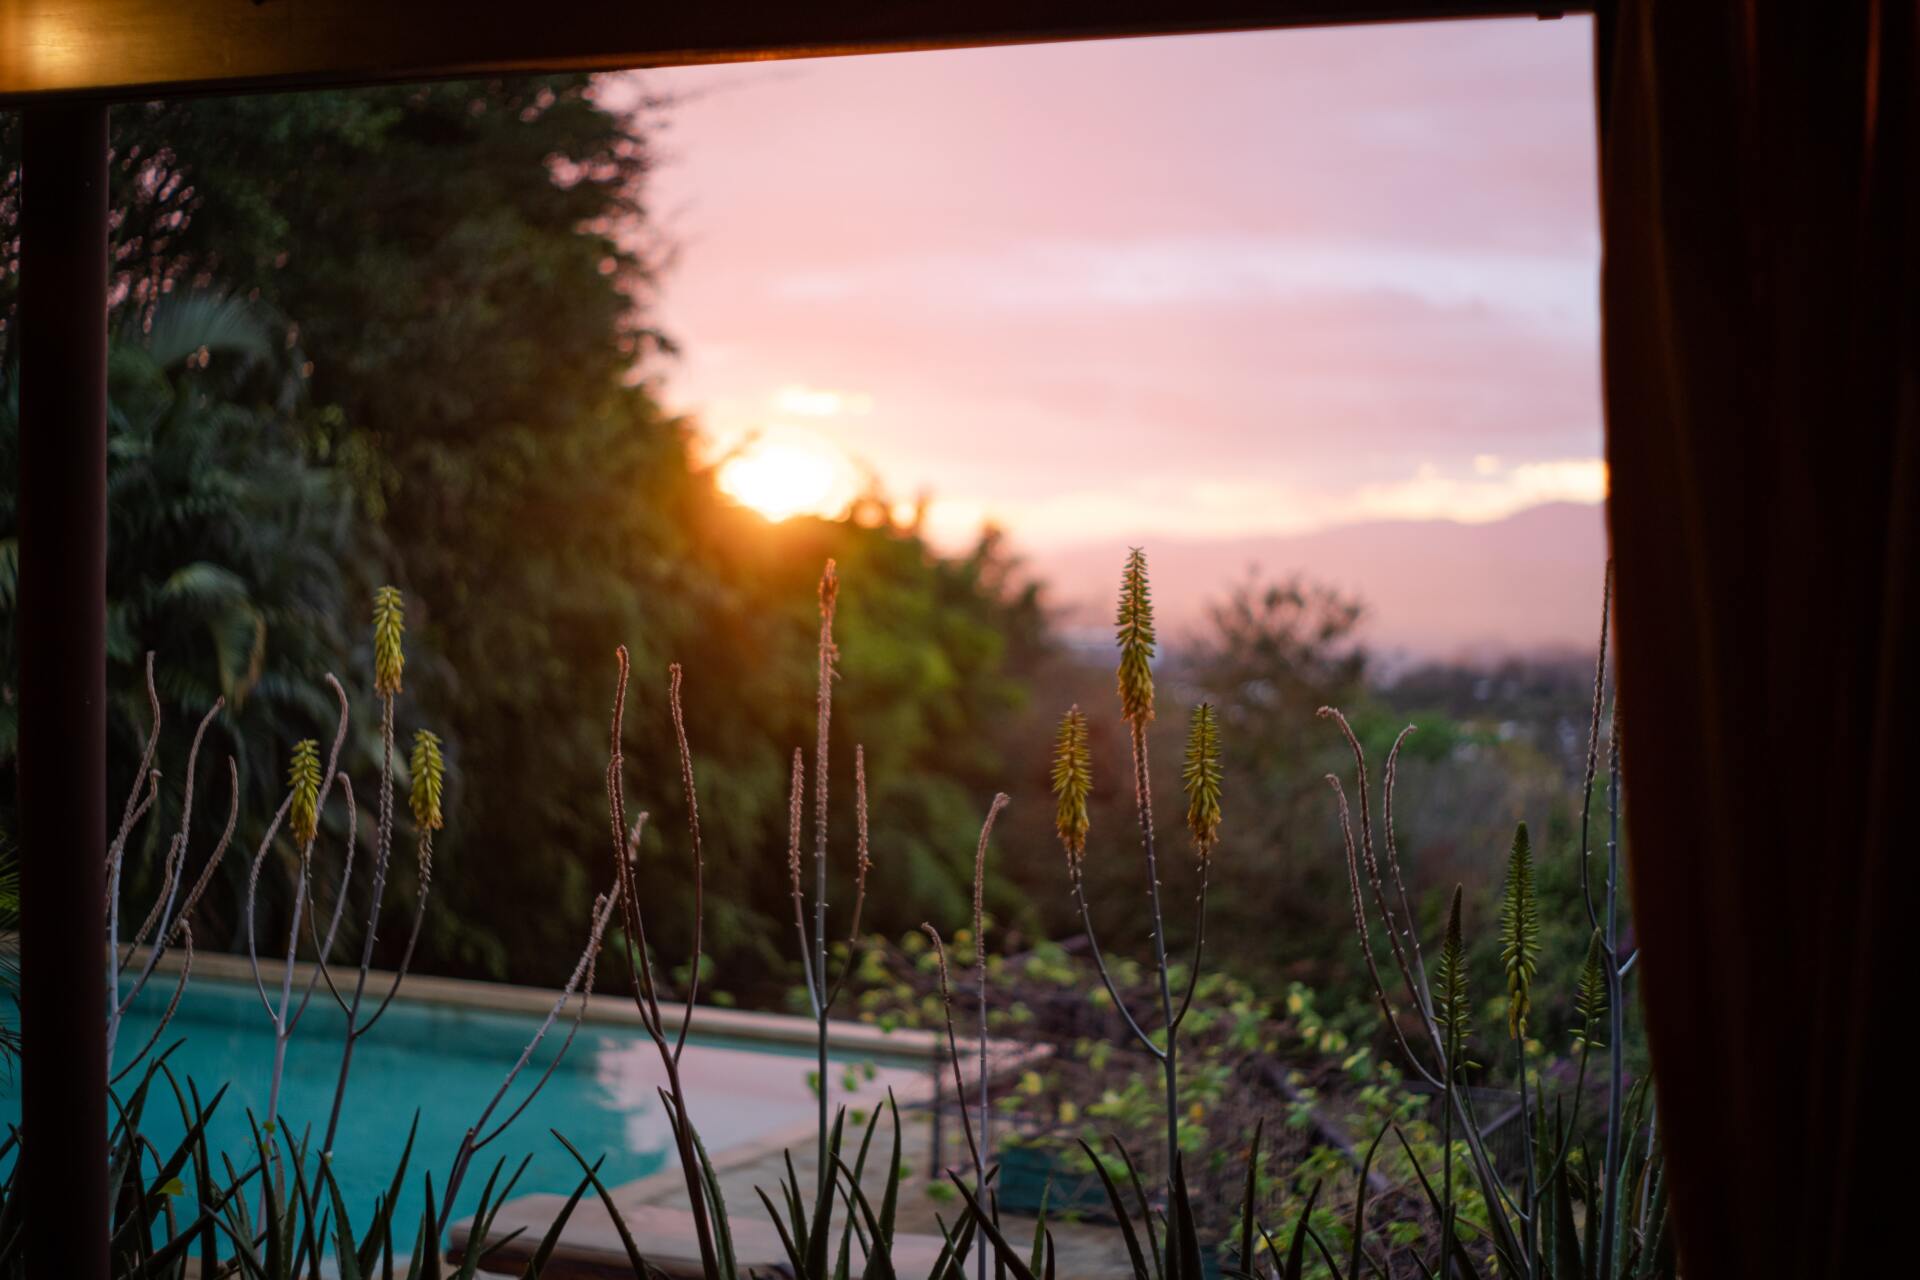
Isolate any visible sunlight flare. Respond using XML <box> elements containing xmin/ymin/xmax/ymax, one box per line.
<box><xmin>715</xmin><ymin>434</ymin><xmax>855</xmax><ymax>522</ymax></box>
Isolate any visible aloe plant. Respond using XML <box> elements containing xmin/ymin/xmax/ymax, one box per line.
<box><xmin>1051</xmin><ymin>550</ymin><xmax>1222</xmax><ymax>1185</ymax></box>
<box><xmin>314</xmin><ymin>589</ymin><xmax>438</xmax><ymax>1160</ymax></box>
<box><xmin>1313</xmin><ymin>562</ymin><xmax>1671</xmax><ymax>1280</ymax></box>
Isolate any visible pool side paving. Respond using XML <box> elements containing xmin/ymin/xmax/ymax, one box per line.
<box><xmin>146</xmin><ymin>952</ymin><xmax>1128</xmax><ymax>1278</ymax></box>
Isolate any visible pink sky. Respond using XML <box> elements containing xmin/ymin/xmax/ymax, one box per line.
<box><xmin>604</xmin><ymin>17</ymin><xmax>1604</xmax><ymax>648</ymax></box>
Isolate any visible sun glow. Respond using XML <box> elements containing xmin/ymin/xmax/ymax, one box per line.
<box><xmin>715</xmin><ymin>436</ymin><xmax>854</xmax><ymax>522</ymax></box>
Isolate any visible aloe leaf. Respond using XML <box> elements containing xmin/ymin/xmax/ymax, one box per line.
<box><xmin>358</xmin><ymin>1114</ymin><xmax>421</xmax><ymax>1278</ymax></box>
<box><xmin>1168</xmin><ymin>1157</ymin><xmax>1203</xmax><ymax>1280</ymax></box>
<box><xmin>806</xmin><ymin>1109</ymin><xmax>848</xmax><ymax>1280</ymax></box>
<box><xmin>552</xmin><ymin>1133</ymin><xmax>660</xmax><ymax>1278</ymax></box>
<box><xmin>1237</xmin><ymin>1117</ymin><xmax>1265</xmax><ymax>1279</ymax></box>
<box><xmin>1281</xmin><ymin>1180</ymin><xmax>1321</xmax><ymax>1280</ymax></box>
<box><xmin>944</xmin><ymin>1175</ymin><xmax>1038</xmax><ymax>1280</ymax></box>
<box><xmin>1076</xmin><ymin>1140</ymin><xmax>1150</xmax><ymax>1280</ymax></box>
<box><xmin>1027</xmin><ymin>1181</ymin><xmax>1051</xmax><ymax>1277</ymax></box>
<box><xmin>687</xmin><ymin>1116</ymin><xmax>739</xmax><ymax>1278</ymax></box>
<box><xmin>1111</xmin><ymin>1138</ymin><xmax>1164</xmax><ymax>1280</ymax></box>
<box><xmin>523</xmin><ymin>1158</ymin><xmax>600</xmax><ymax>1277</ymax></box>
<box><xmin>1346</xmin><ymin>1124</ymin><xmax>1389</xmax><ymax>1280</ymax></box>
<box><xmin>876</xmin><ymin>1092</ymin><xmax>903</xmax><ymax>1258</ymax></box>
<box><xmin>318</xmin><ymin>1159</ymin><xmax>364</xmax><ymax>1280</ymax></box>
<box><xmin>757</xmin><ymin>1186</ymin><xmax>810</xmax><ymax>1277</ymax></box>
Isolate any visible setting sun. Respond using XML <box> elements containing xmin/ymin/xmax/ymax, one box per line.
<box><xmin>714</xmin><ymin>435</ymin><xmax>853</xmax><ymax>522</ymax></box>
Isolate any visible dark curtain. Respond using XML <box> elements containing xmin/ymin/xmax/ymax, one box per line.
<box><xmin>1599</xmin><ymin>2</ymin><xmax>1913</xmax><ymax>1274</ymax></box>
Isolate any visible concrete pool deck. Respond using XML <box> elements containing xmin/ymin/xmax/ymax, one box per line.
<box><xmin>150</xmin><ymin>951</ymin><xmax>1128</xmax><ymax>1276</ymax></box>
<box><xmin>454</xmin><ymin>1104</ymin><xmax>1136</xmax><ymax>1279</ymax></box>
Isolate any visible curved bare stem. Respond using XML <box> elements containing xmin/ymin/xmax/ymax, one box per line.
<box><xmin>243</xmin><ymin>795</ymin><xmax>294</xmax><ymax>1018</ymax></box>
<box><xmin>440</xmin><ymin>887</ymin><xmax>617</xmax><ymax>1225</ymax></box>
<box><xmin>288</xmin><ymin>769</ymin><xmax>358</xmax><ymax>1034</ymax></box>
<box><xmin>112</xmin><ymin>754</ymin><xmax>238</xmax><ymax>1055</ymax></box>
<box><xmin>477</xmin><ymin>907</ymin><xmax>608</xmax><ymax>1149</ymax></box>
<box><xmin>1577</xmin><ymin>561</ymin><xmax>1613</xmax><ymax>931</ymax></box>
<box><xmin>1170</xmin><ymin>865</ymin><xmax>1210</xmax><ymax>1032</ymax></box>
<box><xmin>1325</xmin><ymin>774</ymin><xmax>1440</xmax><ymax>1089</ymax></box>
<box><xmin>172</xmin><ymin>759</ymin><xmax>240</xmax><ymax>934</ymax></box>
<box><xmin>1320</xmin><ymin>708</ymin><xmax>1433</xmax><ymax>1033</ymax></box>
<box><xmin>357</xmin><ymin>831</ymin><xmax>435</xmax><ymax>1037</ymax></box>
<box><xmin>822</xmin><ymin>745</ymin><xmax>873</xmax><ymax>1010</ymax></box>
<box><xmin>112</xmin><ymin>923</ymin><xmax>194</xmax><ymax>1086</ymax></box>
<box><xmin>606</xmin><ymin>648</ymin><xmax>665</xmax><ymax>1040</ymax></box>
<box><xmin>117</xmin><ymin>698</ymin><xmax>225</xmax><ymax>1025</ymax></box>
<box><xmin>921</xmin><ymin>925</ymin><xmax>984</xmax><ymax>1180</ymax></box>
<box><xmin>1379</xmin><ymin>724</ymin><xmax>1430</xmax><ymax>994</ymax></box>
<box><xmin>667</xmin><ymin>664</ymin><xmax>705</xmax><ymax>1059</ymax></box>
<box><xmin>786</xmin><ymin>749</ymin><xmax>819</xmax><ymax>1016</ymax></box>
<box><xmin>1067</xmin><ymin>869</ymin><xmax>1164</xmax><ymax>1060</ymax></box>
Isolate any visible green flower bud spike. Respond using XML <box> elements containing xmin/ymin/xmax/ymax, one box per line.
<box><xmin>1500</xmin><ymin>821</ymin><xmax>1540</xmax><ymax>1039</ymax></box>
<box><xmin>1050</xmin><ymin>706</ymin><xmax>1092</xmax><ymax>865</ymax></box>
<box><xmin>373</xmin><ymin>586</ymin><xmax>405</xmax><ymax>697</ymax></box>
<box><xmin>1433</xmin><ymin>883</ymin><xmax>1472</xmax><ymax>1073</ymax></box>
<box><xmin>1575</xmin><ymin>927</ymin><xmax>1608</xmax><ymax>1050</ymax></box>
<box><xmin>410</xmin><ymin>729</ymin><xmax>445</xmax><ymax>831</ymax></box>
<box><xmin>1115</xmin><ymin>548</ymin><xmax>1156</xmax><ymax>727</ymax></box>
<box><xmin>1182</xmin><ymin>702</ymin><xmax>1223</xmax><ymax>860</ymax></box>
<box><xmin>288</xmin><ymin>738</ymin><xmax>322</xmax><ymax>847</ymax></box>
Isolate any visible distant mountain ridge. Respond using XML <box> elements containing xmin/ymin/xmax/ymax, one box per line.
<box><xmin>1026</xmin><ymin>501</ymin><xmax>1609</xmax><ymax>659</ymax></box>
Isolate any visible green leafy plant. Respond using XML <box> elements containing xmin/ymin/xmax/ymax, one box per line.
<box><xmin>1303</xmin><ymin>563</ymin><xmax>1671</xmax><ymax>1280</ymax></box>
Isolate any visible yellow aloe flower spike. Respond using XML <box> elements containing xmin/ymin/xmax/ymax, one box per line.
<box><xmin>287</xmin><ymin>738</ymin><xmax>322</xmax><ymax>846</ymax></box>
<box><xmin>372</xmin><ymin>586</ymin><xmax>405</xmax><ymax>697</ymax></box>
<box><xmin>1051</xmin><ymin>706</ymin><xmax>1092</xmax><ymax>864</ymax></box>
<box><xmin>1182</xmin><ymin>702</ymin><xmax>1222</xmax><ymax>859</ymax></box>
<box><xmin>1114</xmin><ymin>549</ymin><xmax>1156</xmax><ymax>727</ymax></box>
<box><xmin>409</xmin><ymin>729</ymin><xmax>445</xmax><ymax>831</ymax></box>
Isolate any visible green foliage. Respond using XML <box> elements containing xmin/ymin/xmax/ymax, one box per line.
<box><xmin>2</xmin><ymin>84</ymin><xmax>1050</xmax><ymax>988</ymax></box>
<box><xmin>1</xmin><ymin>290</ymin><xmax>363</xmax><ymax>946</ymax></box>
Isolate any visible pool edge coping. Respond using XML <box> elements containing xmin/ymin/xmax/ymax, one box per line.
<box><xmin>142</xmin><ymin>947</ymin><xmax>944</xmax><ymax>1059</ymax></box>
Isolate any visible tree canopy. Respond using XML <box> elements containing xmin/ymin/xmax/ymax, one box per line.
<box><xmin>1</xmin><ymin>80</ymin><xmax>1048</xmax><ymax>991</ymax></box>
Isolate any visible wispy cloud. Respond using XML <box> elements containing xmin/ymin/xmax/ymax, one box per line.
<box><xmin>773</xmin><ymin>236</ymin><xmax>1596</xmax><ymax>335</ymax></box>
<box><xmin>641</xmin><ymin>16</ymin><xmax>1603</xmax><ymax>580</ymax></box>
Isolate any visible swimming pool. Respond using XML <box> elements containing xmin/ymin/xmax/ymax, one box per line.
<box><xmin>1</xmin><ymin>966</ymin><xmax>931</xmax><ymax>1245</ymax></box>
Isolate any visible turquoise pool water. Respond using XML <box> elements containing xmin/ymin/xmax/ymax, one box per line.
<box><xmin>2</xmin><ymin>973</ymin><xmax>924</xmax><ymax>1248</ymax></box>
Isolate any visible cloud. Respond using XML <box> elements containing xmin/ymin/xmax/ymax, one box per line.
<box><xmin>770</xmin><ymin>384</ymin><xmax>874</xmax><ymax>417</ymax></box>
<box><xmin>771</xmin><ymin>236</ymin><xmax>1596</xmax><ymax>335</ymax></box>
<box><xmin>1350</xmin><ymin>456</ymin><xmax>1608</xmax><ymax>523</ymax></box>
<box><xmin>907</xmin><ymin>456</ymin><xmax>1607</xmax><ymax>553</ymax></box>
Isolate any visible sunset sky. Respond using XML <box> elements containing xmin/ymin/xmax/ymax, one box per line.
<box><xmin>614</xmin><ymin>15</ymin><xmax>1605</xmax><ymax>650</ymax></box>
